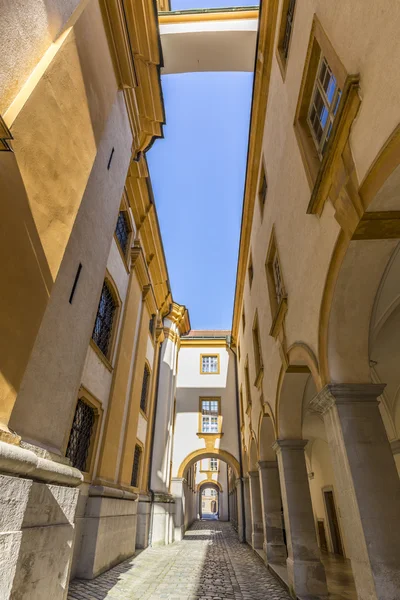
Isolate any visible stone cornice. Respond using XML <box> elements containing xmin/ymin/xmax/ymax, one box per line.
<box><xmin>101</xmin><ymin>0</ymin><xmax>164</xmax><ymax>157</ymax></box>
<box><xmin>165</xmin><ymin>302</ymin><xmax>191</xmax><ymax>335</ymax></box>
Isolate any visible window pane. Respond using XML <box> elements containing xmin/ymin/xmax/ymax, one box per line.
<box><xmin>66</xmin><ymin>399</ymin><xmax>95</xmax><ymax>472</ymax></box>
<box><xmin>92</xmin><ymin>282</ymin><xmax>117</xmax><ymax>357</ymax></box>
<box><xmin>115</xmin><ymin>211</ymin><xmax>130</xmax><ymax>255</ymax></box>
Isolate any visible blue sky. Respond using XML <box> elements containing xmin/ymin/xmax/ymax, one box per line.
<box><xmin>171</xmin><ymin>1</ymin><xmax>258</xmax><ymax>9</ymax></box>
<box><xmin>148</xmin><ymin>72</ymin><xmax>252</xmax><ymax>330</ymax></box>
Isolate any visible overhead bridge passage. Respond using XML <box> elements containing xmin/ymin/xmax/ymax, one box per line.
<box><xmin>159</xmin><ymin>8</ymin><xmax>259</xmax><ymax>74</ymax></box>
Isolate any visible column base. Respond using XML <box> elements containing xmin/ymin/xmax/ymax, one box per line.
<box><xmin>263</xmin><ymin>540</ymin><xmax>287</xmax><ymax>564</ymax></box>
<box><xmin>72</xmin><ymin>485</ymin><xmax>138</xmax><ymax>579</ymax></box>
<box><xmin>287</xmin><ymin>556</ymin><xmax>328</xmax><ymax>599</ymax></box>
<box><xmin>252</xmin><ymin>531</ymin><xmax>264</xmax><ymax>549</ymax></box>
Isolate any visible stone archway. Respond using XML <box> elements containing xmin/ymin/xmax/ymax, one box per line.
<box><xmin>178</xmin><ymin>448</ymin><xmax>240</xmax><ymax>479</ymax></box>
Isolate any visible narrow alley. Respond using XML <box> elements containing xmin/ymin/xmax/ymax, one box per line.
<box><xmin>68</xmin><ymin>521</ymin><xmax>290</xmax><ymax>600</ymax></box>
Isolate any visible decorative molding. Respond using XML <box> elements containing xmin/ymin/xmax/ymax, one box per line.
<box><xmin>158</xmin><ymin>8</ymin><xmax>258</xmax><ymax>24</ymax></box>
<box><xmin>181</xmin><ymin>338</ymin><xmax>228</xmax><ymax>348</ymax></box>
<box><xmin>391</xmin><ymin>439</ymin><xmax>400</xmax><ymax>455</ymax></box>
<box><xmin>269</xmin><ymin>297</ymin><xmax>288</xmax><ymax>339</ymax></box>
<box><xmin>273</xmin><ymin>439</ymin><xmax>308</xmax><ymax>452</ymax></box>
<box><xmin>165</xmin><ymin>302</ymin><xmax>190</xmax><ymax>335</ymax></box>
<box><xmin>352</xmin><ymin>211</ymin><xmax>400</xmax><ymax>240</ymax></box>
<box><xmin>309</xmin><ymin>383</ymin><xmax>386</xmax><ymax>416</ymax></box>
<box><xmin>257</xmin><ymin>460</ymin><xmax>277</xmax><ymax>470</ymax></box>
<box><xmin>100</xmin><ymin>0</ymin><xmax>164</xmax><ymax>157</ymax></box>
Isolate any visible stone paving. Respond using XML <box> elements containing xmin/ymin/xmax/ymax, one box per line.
<box><xmin>68</xmin><ymin>520</ymin><xmax>291</xmax><ymax>600</ymax></box>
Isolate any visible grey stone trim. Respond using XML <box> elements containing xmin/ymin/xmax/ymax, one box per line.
<box><xmin>89</xmin><ymin>484</ymin><xmax>138</xmax><ymax>501</ymax></box>
<box><xmin>248</xmin><ymin>470</ymin><xmax>260</xmax><ymax>478</ymax></box>
<box><xmin>0</xmin><ymin>440</ymin><xmax>83</xmax><ymax>486</ymax></box>
<box><xmin>273</xmin><ymin>439</ymin><xmax>308</xmax><ymax>451</ymax></box>
<box><xmin>391</xmin><ymin>439</ymin><xmax>400</xmax><ymax>455</ymax></box>
<box><xmin>257</xmin><ymin>460</ymin><xmax>278</xmax><ymax>469</ymax></box>
<box><xmin>309</xmin><ymin>383</ymin><xmax>386</xmax><ymax>415</ymax></box>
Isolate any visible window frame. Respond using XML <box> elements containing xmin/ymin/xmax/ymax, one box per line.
<box><xmin>258</xmin><ymin>161</ymin><xmax>268</xmax><ymax>218</ymax></box>
<box><xmin>64</xmin><ymin>386</ymin><xmax>102</xmax><ymax>481</ymax></box>
<box><xmin>114</xmin><ymin>193</ymin><xmax>134</xmax><ymax>270</ymax></box>
<box><xmin>198</xmin><ymin>397</ymin><xmax>222</xmax><ymax>434</ymax></box>
<box><xmin>200</xmin><ymin>354</ymin><xmax>220</xmax><ymax>375</ymax></box>
<box><xmin>140</xmin><ymin>361</ymin><xmax>151</xmax><ymax>416</ymax></box>
<box><xmin>252</xmin><ymin>311</ymin><xmax>264</xmax><ymax>388</ymax></box>
<box><xmin>276</xmin><ymin>0</ymin><xmax>298</xmax><ymax>78</ymax></box>
<box><xmin>265</xmin><ymin>229</ymin><xmax>286</xmax><ymax>323</ymax></box>
<box><xmin>294</xmin><ymin>16</ymin><xmax>348</xmax><ymax>191</ymax></box>
<box><xmin>248</xmin><ymin>253</ymin><xmax>254</xmax><ymax>289</ymax></box>
<box><xmin>244</xmin><ymin>357</ymin><xmax>252</xmax><ymax>414</ymax></box>
<box><xmin>90</xmin><ymin>273</ymin><xmax>121</xmax><ymax>368</ymax></box>
<box><xmin>131</xmin><ymin>441</ymin><xmax>143</xmax><ymax>489</ymax></box>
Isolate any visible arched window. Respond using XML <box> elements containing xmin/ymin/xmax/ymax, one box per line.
<box><xmin>92</xmin><ymin>280</ymin><xmax>117</xmax><ymax>358</ymax></box>
<box><xmin>140</xmin><ymin>364</ymin><xmax>151</xmax><ymax>414</ymax></box>
<box><xmin>66</xmin><ymin>399</ymin><xmax>96</xmax><ymax>472</ymax></box>
<box><xmin>131</xmin><ymin>443</ymin><xmax>142</xmax><ymax>488</ymax></box>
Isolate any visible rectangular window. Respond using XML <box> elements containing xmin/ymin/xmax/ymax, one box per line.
<box><xmin>201</xmin><ymin>354</ymin><xmax>219</xmax><ymax>374</ymax></box>
<box><xmin>258</xmin><ymin>163</ymin><xmax>268</xmax><ymax>216</ymax></box>
<box><xmin>131</xmin><ymin>444</ymin><xmax>142</xmax><ymax>488</ymax></box>
<box><xmin>242</xmin><ymin>306</ymin><xmax>246</xmax><ymax>332</ymax></box>
<box><xmin>201</xmin><ymin>399</ymin><xmax>219</xmax><ymax>433</ymax></box>
<box><xmin>140</xmin><ymin>365</ymin><xmax>150</xmax><ymax>414</ymax></box>
<box><xmin>248</xmin><ymin>254</ymin><xmax>254</xmax><ymax>288</ymax></box>
<box><xmin>272</xmin><ymin>251</ymin><xmax>284</xmax><ymax>305</ymax></box>
<box><xmin>149</xmin><ymin>315</ymin><xmax>155</xmax><ymax>336</ymax></box>
<box><xmin>239</xmin><ymin>385</ymin><xmax>245</xmax><ymax>424</ymax></box>
<box><xmin>210</xmin><ymin>458</ymin><xmax>218</xmax><ymax>471</ymax></box>
<box><xmin>92</xmin><ymin>281</ymin><xmax>117</xmax><ymax>358</ymax></box>
<box><xmin>115</xmin><ymin>210</ymin><xmax>130</xmax><ymax>255</ymax></box>
<box><xmin>66</xmin><ymin>399</ymin><xmax>96</xmax><ymax>472</ymax></box>
<box><xmin>281</xmin><ymin>0</ymin><xmax>296</xmax><ymax>60</ymax></box>
<box><xmin>252</xmin><ymin>312</ymin><xmax>263</xmax><ymax>381</ymax></box>
<box><xmin>308</xmin><ymin>56</ymin><xmax>342</xmax><ymax>158</ymax></box>
<box><xmin>244</xmin><ymin>360</ymin><xmax>252</xmax><ymax>410</ymax></box>
<box><xmin>266</xmin><ymin>230</ymin><xmax>286</xmax><ymax>322</ymax></box>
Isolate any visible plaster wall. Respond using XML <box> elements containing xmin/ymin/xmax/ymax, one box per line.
<box><xmin>0</xmin><ymin>0</ymin><xmax>84</xmax><ymax>114</ymax></box>
<box><xmin>237</xmin><ymin>0</ymin><xmax>400</xmax><ymax>450</ymax></box>
<box><xmin>9</xmin><ymin>88</ymin><xmax>132</xmax><ymax>454</ymax></box>
<box><xmin>1</xmin><ymin>0</ymin><xmax>123</xmax><ymax>431</ymax></box>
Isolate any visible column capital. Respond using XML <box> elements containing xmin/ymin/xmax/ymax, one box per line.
<box><xmin>257</xmin><ymin>460</ymin><xmax>278</xmax><ymax>470</ymax></box>
<box><xmin>248</xmin><ymin>470</ymin><xmax>260</xmax><ymax>478</ymax></box>
<box><xmin>391</xmin><ymin>439</ymin><xmax>400</xmax><ymax>455</ymax></box>
<box><xmin>309</xmin><ymin>383</ymin><xmax>386</xmax><ymax>416</ymax></box>
<box><xmin>273</xmin><ymin>439</ymin><xmax>307</xmax><ymax>453</ymax></box>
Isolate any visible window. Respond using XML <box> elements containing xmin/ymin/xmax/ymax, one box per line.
<box><xmin>248</xmin><ymin>254</ymin><xmax>254</xmax><ymax>288</ymax></box>
<box><xmin>242</xmin><ymin>306</ymin><xmax>246</xmax><ymax>332</ymax></box>
<box><xmin>115</xmin><ymin>210</ymin><xmax>130</xmax><ymax>255</ymax></box>
<box><xmin>237</xmin><ymin>342</ymin><xmax>241</xmax><ymax>363</ymax></box>
<box><xmin>201</xmin><ymin>399</ymin><xmax>219</xmax><ymax>433</ymax></box>
<box><xmin>140</xmin><ymin>364</ymin><xmax>151</xmax><ymax>414</ymax></box>
<box><xmin>131</xmin><ymin>444</ymin><xmax>142</xmax><ymax>488</ymax></box>
<box><xmin>239</xmin><ymin>385</ymin><xmax>245</xmax><ymax>424</ymax></box>
<box><xmin>279</xmin><ymin>0</ymin><xmax>296</xmax><ymax>62</ymax></box>
<box><xmin>308</xmin><ymin>56</ymin><xmax>342</xmax><ymax>158</ymax></box>
<box><xmin>149</xmin><ymin>314</ymin><xmax>155</xmax><ymax>336</ymax></box>
<box><xmin>201</xmin><ymin>354</ymin><xmax>219</xmax><ymax>374</ymax></box>
<box><xmin>66</xmin><ymin>399</ymin><xmax>96</xmax><ymax>472</ymax></box>
<box><xmin>252</xmin><ymin>312</ymin><xmax>263</xmax><ymax>385</ymax></box>
<box><xmin>258</xmin><ymin>163</ymin><xmax>268</xmax><ymax>216</ymax></box>
<box><xmin>294</xmin><ymin>16</ymin><xmax>349</xmax><ymax>191</ymax></box>
<box><xmin>244</xmin><ymin>359</ymin><xmax>252</xmax><ymax>410</ymax></box>
<box><xmin>210</xmin><ymin>458</ymin><xmax>218</xmax><ymax>471</ymax></box>
<box><xmin>265</xmin><ymin>231</ymin><xmax>286</xmax><ymax>319</ymax></box>
<box><xmin>92</xmin><ymin>281</ymin><xmax>117</xmax><ymax>358</ymax></box>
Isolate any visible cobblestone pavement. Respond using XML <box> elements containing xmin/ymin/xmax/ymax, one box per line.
<box><xmin>68</xmin><ymin>521</ymin><xmax>291</xmax><ymax>600</ymax></box>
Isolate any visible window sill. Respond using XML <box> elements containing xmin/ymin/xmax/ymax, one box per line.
<box><xmin>139</xmin><ymin>409</ymin><xmax>148</xmax><ymax>421</ymax></box>
<box><xmin>197</xmin><ymin>432</ymin><xmax>223</xmax><ymax>439</ymax></box>
<box><xmin>89</xmin><ymin>339</ymin><xmax>113</xmax><ymax>372</ymax></box>
<box><xmin>300</xmin><ymin>75</ymin><xmax>361</xmax><ymax>216</ymax></box>
<box><xmin>269</xmin><ymin>297</ymin><xmax>288</xmax><ymax>339</ymax></box>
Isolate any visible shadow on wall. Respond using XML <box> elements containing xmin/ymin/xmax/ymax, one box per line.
<box><xmin>7</xmin><ymin>480</ymin><xmax>78</xmax><ymax>598</ymax></box>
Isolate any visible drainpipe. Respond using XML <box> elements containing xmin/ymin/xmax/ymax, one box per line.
<box><xmin>147</xmin><ymin>340</ymin><xmax>163</xmax><ymax>547</ymax></box>
<box><xmin>231</xmin><ymin>344</ymin><xmax>246</xmax><ymax>543</ymax></box>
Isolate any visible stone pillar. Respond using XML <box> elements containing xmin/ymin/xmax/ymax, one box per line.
<box><xmin>274</xmin><ymin>439</ymin><xmax>328</xmax><ymax>599</ymax></box>
<box><xmin>235</xmin><ymin>478</ymin><xmax>245</xmax><ymax>542</ymax></box>
<box><xmin>258</xmin><ymin>460</ymin><xmax>287</xmax><ymax>564</ymax></box>
<box><xmin>310</xmin><ymin>383</ymin><xmax>400</xmax><ymax>600</ymax></box>
<box><xmin>243</xmin><ymin>475</ymin><xmax>252</xmax><ymax>544</ymax></box>
<box><xmin>171</xmin><ymin>477</ymin><xmax>185</xmax><ymax>541</ymax></box>
<box><xmin>248</xmin><ymin>470</ymin><xmax>264</xmax><ymax>549</ymax></box>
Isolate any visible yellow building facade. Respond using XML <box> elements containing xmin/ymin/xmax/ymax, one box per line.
<box><xmin>0</xmin><ymin>0</ymin><xmax>189</xmax><ymax>596</ymax></box>
<box><xmin>233</xmin><ymin>1</ymin><xmax>400</xmax><ymax>599</ymax></box>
